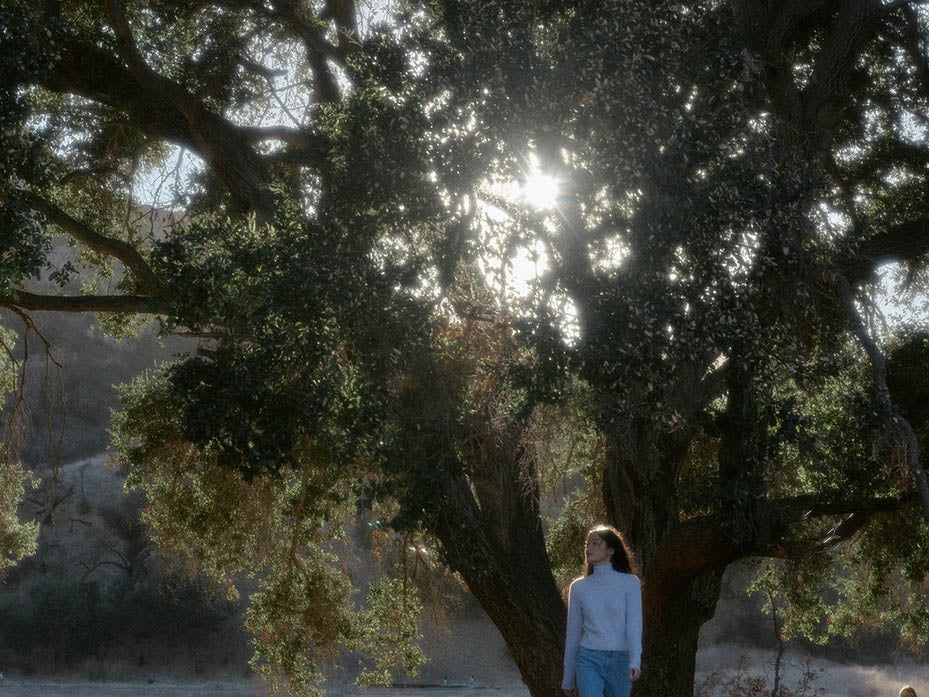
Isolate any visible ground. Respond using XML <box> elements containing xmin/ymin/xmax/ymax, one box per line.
<box><xmin>0</xmin><ymin>648</ymin><xmax>926</xmax><ymax>697</ymax></box>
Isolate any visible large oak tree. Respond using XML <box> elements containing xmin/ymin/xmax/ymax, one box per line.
<box><xmin>4</xmin><ymin>1</ymin><xmax>929</xmax><ymax>696</ymax></box>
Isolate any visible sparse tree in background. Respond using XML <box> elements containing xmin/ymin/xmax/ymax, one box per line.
<box><xmin>4</xmin><ymin>1</ymin><xmax>929</xmax><ymax>696</ymax></box>
<box><xmin>0</xmin><ymin>462</ymin><xmax>38</xmax><ymax>579</ymax></box>
<box><xmin>0</xmin><ymin>322</ymin><xmax>39</xmax><ymax>578</ymax></box>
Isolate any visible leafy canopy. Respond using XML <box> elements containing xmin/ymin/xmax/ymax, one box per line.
<box><xmin>4</xmin><ymin>0</ymin><xmax>929</xmax><ymax>694</ymax></box>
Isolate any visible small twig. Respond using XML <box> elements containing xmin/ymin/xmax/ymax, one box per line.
<box><xmin>768</xmin><ymin>588</ymin><xmax>784</xmax><ymax>697</ymax></box>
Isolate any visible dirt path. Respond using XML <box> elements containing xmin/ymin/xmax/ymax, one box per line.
<box><xmin>0</xmin><ymin>678</ymin><xmax>259</xmax><ymax>696</ymax></box>
<box><xmin>0</xmin><ymin>680</ymin><xmax>530</xmax><ymax>697</ymax></box>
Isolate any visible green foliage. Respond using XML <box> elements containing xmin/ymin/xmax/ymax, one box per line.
<box><xmin>356</xmin><ymin>574</ymin><xmax>425</xmax><ymax>689</ymax></box>
<box><xmin>830</xmin><ymin>513</ymin><xmax>929</xmax><ymax>646</ymax></box>
<box><xmin>0</xmin><ymin>323</ymin><xmax>39</xmax><ymax>578</ymax></box>
<box><xmin>746</xmin><ymin>510</ymin><xmax>929</xmax><ymax>653</ymax></box>
<box><xmin>246</xmin><ymin>552</ymin><xmax>357</xmax><ymax>697</ymax></box>
<box><xmin>114</xmin><ymin>367</ymin><xmax>354</xmax><ymax>585</ymax></box>
<box><xmin>546</xmin><ymin>496</ymin><xmax>605</xmax><ymax>589</ymax></box>
<box><xmin>142</xmin><ymin>200</ymin><xmax>437</xmax><ymax>482</ymax></box>
<box><xmin>113</xmin><ymin>366</ymin><xmax>431</xmax><ymax>695</ymax></box>
<box><xmin>740</xmin><ymin>334</ymin><xmax>929</xmax><ymax>653</ymax></box>
<box><xmin>6</xmin><ymin>0</ymin><xmax>929</xmax><ymax>693</ymax></box>
<box><xmin>749</xmin><ymin>560</ymin><xmax>834</xmax><ymax>646</ymax></box>
<box><xmin>0</xmin><ymin>324</ymin><xmax>19</xmax><ymax>402</ymax></box>
<box><xmin>0</xmin><ymin>461</ymin><xmax>38</xmax><ymax>580</ymax></box>
<box><xmin>0</xmin><ymin>1</ymin><xmax>53</xmax><ymax>291</ymax></box>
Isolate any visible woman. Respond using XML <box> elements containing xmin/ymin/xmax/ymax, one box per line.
<box><xmin>561</xmin><ymin>525</ymin><xmax>643</xmax><ymax>697</ymax></box>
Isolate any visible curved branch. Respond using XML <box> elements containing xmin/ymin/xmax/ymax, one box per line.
<box><xmin>44</xmin><ymin>33</ymin><xmax>277</xmax><ymax>220</ymax></box>
<box><xmin>9</xmin><ymin>191</ymin><xmax>161</xmax><ymax>292</ymax></box>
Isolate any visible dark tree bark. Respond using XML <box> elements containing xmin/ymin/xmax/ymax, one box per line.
<box><xmin>393</xmin><ymin>354</ymin><xmax>570</xmax><ymax>697</ymax></box>
<box><xmin>426</xmin><ymin>458</ymin><xmax>567</xmax><ymax>697</ymax></box>
<box><xmin>639</xmin><ymin>571</ymin><xmax>725</xmax><ymax>697</ymax></box>
<box><xmin>600</xmin><ymin>423</ymin><xmax>720</xmax><ymax>697</ymax></box>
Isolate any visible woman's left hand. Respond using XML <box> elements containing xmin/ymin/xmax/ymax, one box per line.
<box><xmin>629</xmin><ymin>668</ymin><xmax>641</xmax><ymax>682</ymax></box>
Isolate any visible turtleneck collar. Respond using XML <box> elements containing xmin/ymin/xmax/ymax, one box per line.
<box><xmin>592</xmin><ymin>562</ymin><xmax>613</xmax><ymax>574</ymax></box>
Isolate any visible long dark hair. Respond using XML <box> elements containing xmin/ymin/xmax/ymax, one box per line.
<box><xmin>585</xmin><ymin>524</ymin><xmax>638</xmax><ymax>576</ymax></box>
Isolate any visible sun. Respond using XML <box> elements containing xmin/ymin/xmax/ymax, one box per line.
<box><xmin>523</xmin><ymin>171</ymin><xmax>560</xmax><ymax>209</ymax></box>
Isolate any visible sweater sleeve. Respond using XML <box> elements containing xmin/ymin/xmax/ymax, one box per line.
<box><xmin>625</xmin><ymin>575</ymin><xmax>643</xmax><ymax>671</ymax></box>
<box><xmin>562</xmin><ymin>579</ymin><xmax>583</xmax><ymax>690</ymax></box>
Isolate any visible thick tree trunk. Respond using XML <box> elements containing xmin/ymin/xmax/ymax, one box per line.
<box><xmin>421</xmin><ymin>425</ymin><xmax>568</xmax><ymax>697</ymax></box>
<box><xmin>636</xmin><ymin>570</ymin><xmax>724</xmax><ymax>697</ymax></box>
<box><xmin>462</xmin><ymin>558</ymin><xmax>567</xmax><ymax>697</ymax></box>
<box><xmin>602</xmin><ymin>423</ymin><xmax>728</xmax><ymax>697</ymax></box>
<box><xmin>433</xmin><ymin>496</ymin><xmax>567</xmax><ymax>697</ymax></box>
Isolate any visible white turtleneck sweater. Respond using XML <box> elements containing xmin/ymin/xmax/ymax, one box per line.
<box><xmin>561</xmin><ymin>564</ymin><xmax>643</xmax><ymax>690</ymax></box>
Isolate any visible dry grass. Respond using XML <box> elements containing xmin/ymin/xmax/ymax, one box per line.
<box><xmin>695</xmin><ymin>645</ymin><xmax>927</xmax><ymax>697</ymax></box>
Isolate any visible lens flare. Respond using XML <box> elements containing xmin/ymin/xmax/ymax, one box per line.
<box><xmin>523</xmin><ymin>172</ymin><xmax>559</xmax><ymax>209</ymax></box>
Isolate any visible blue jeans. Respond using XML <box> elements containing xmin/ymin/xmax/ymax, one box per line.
<box><xmin>575</xmin><ymin>647</ymin><xmax>631</xmax><ymax>697</ymax></box>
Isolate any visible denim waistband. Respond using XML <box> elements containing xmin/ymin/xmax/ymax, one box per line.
<box><xmin>577</xmin><ymin>647</ymin><xmax>629</xmax><ymax>657</ymax></box>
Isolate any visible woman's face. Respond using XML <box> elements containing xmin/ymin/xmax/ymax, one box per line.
<box><xmin>585</xmin><ymin>533</ymin><xmax>614</xmax><ymax>567</ymax></box>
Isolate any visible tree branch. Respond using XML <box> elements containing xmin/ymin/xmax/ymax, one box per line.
<box><xmin>695</xmin><ymin>356</ymin><xmax>729</xmax><ymax>408</ymax></box>
<box><xmin>836</xmin><ymin>218</ymin><xmax>929</xmax><ymax>285</ymax></box>
<box><xmin>802</xmin><ymin>0</ymin><xmax>883</xmax><ymax>138</ymax></box>
<box><xmin>8</xmin><ymin>191</ymin><xmax>161</xmax><ymax>292</ymax></box>
<box><xmin>764</xmin><ymin>0</ymin><xmax>836</xmax><ymax>56</ymax></box>
<box><xmin>0</xmin><ymin>290</ymin><xmax>170</xmax><ymax>314</ymax></box>
<box><xmin>807</xmin><ymin>510</ymin><xmax>872</xmax><ymax>553</ymax></box>
<box><xmin>99</xmin><ymin>0</ymin><xmax>159</xmax><ymax>90</ymax></box>
<box><xmin>325</xmin><ymin>0</ymin><xmax>359</xmax><ymax>54</ymax></box>
<box><xmin>44</xmin><ymin>32</ymin><xmax>277</xmax><ymax>220</ymax></box>
<box><xmin>647</xmin><ymin>490</ymin><xmax>913</xmax><ymax>600</ymax></box>
<box><xmin>837</xmin><ymin>277</ymin><xmax>929</xmax><ymax>524</ymax></box>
